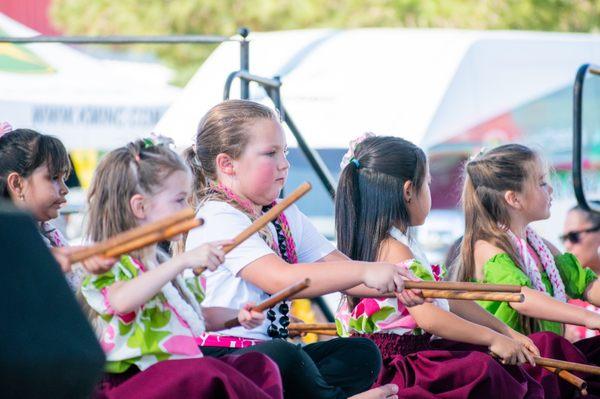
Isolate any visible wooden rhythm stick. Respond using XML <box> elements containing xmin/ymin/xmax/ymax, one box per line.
<box><xmin>68</xmin><ymin>208</ymin><xmax>201</xmax><ymax>263</ymax></box>
<box><xmin>534</xmin><ymin>356</ymin><xmax>600</xmax><ymax>376</ymax></box>
<box><xmin>419</xmin><ymin>290</ymin><xmax>524</xmax><ymax>302</ymax></box>
<box><xmin>290</xmin><ymin>329</ymin><xmax>338</xmax><ymax>336</ymax></box>
<box><xmin>287</xmin><ymin>323</ymin><xmax>336</xmax><ymax>331</ymax></box>
<box><xmin>223</xmin><ymin>278</ymin><xmax>311</xmax><ymax>329</ymax></box>
<box><xmin>103</xmin><ymin>218</ymin><xmax>202</xmax><ymax>258</ymax></box>
<box><xmin>288</xmin><ymin>323</ymin><xmax>338</xmax><ymax>336</ymax></box>
<box><xmin>193</xmin><ymin>182</ymin><xmax>312</xmax><ymax>275</ymax></box>
<box><xmin>544</xmin><ymin>366</ymin><xmax>587</xmax><ymax>395</ymax></box>
<box><xmin>404</xmin><ymin>281</ymin><xmax>521</xmax><ymax>293</ymax></box>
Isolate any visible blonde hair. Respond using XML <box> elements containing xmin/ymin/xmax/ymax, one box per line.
<box><xmin>456</xmin><ymin>143</ymin><xmax>541</xmax><ymax>333</ymax></box>
<box><xmin>183</xmin><ymin>99</ymin><xmax>279</xmax><ymax>208</ymax></box>
<box><xmin>86</xmin><ymin>139</ymin><xmax>189</xmax><ymax>256</ymax></box>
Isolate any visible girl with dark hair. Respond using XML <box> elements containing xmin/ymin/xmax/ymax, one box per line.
<box><xmin>0</xmin><ymin>126</ymin><xmax>114</xmax><ymax>288</ymax></box>
<box><xmin>335</xmin><ymin>134</ymin><xmax>543</xmax><ymax>398</ymax></box>
<box><xmin>456</xmin><ymin>143</ymin><xmax>600</xmax><ymax>397</ymax></box>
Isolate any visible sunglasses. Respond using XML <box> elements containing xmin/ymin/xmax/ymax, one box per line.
<box><xmin>559</xmin><ymin>224</ymin><xmax>600</xmax><ymax>244</ymax></box>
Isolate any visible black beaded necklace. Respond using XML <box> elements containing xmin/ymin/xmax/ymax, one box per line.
<box><xmin>263</xmin><ymin>204</ymin><xmax>295</xmax><ymax>339</ymax></box>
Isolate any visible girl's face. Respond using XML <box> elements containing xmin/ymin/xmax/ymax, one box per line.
<box><xmin>145</xmin><ymin>170</ymin><xmax>191</xmax><ymax>221</ymax></box>
<box><xmin>231</xmin><ymin>118</ymin><xmax>290</xmax><ymax>207</ymax></box>
<box><xmin>17</xmin><ymin>164</ymin><xmax>68</xmax><ymax>222</ymax></box>
<box><xmin>407</xmin><ymin>163</ymin><xmax>432</xmax><ymax>226</ymax></box>
<box><xmin>143</xmin><ymin>170</ymin><xmax>192</xmax><ymax>240</ymax></box>
<box><xmin>518</xmin><ymin>158</ymin><xmax>553</xmax><ymax>222</ymax></box>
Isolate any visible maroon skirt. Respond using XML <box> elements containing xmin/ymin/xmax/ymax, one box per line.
<box><xmin>525</xmin><ymin>332</ymin><xmax>600</xmax><ymax>398</ymax></box>
<box><xmin>94</xmin><ymin>353</ymin><xmax>283</xmax><ymax>399</ymax></box>
<box><xmin>357</xmin><ymin>333</ymin><xmax>544</xmax><ymax>399</ymax></box>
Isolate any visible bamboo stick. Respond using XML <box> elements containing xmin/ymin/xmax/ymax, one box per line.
<box><xmin>534</xmin><ymin>356</ymin><xmax>600</xmax><ymax>376</ymax></box>
<box><xmin>287</xmin><ymin>323</ymin><xmax>336</xmax><ymax>331</ymax></box>
<box><xmin>420</xmin><ymin>290</ymin><xmax>524</xmax><ymax>302</ymax></box>
<box><xmin>223</xmin><ymin>279</ymin><xmax>311</xmax><ymax>329</ymax></box>
<box><xmin>404</xmin><ymin>281</ymin><xmax>521</xmax><ymax>293</ymax></box>
<box><xmin>103</xmin><ymin>218</ymin><xmax>202</xmax><ymax>258</ymax></box>
<box><xmin>543</xmin><ymin>366</ymin><xmax>587</xmax><ymax>395</ymax></box>
<box><xmin>193</xmin><ymin>182</ymin><xmax>312</xmax><ymax>275</ymax></box>
<box><xmin>68</xmin><ymin>208</ymin><xmax>197</xmax><ymax>263</ymax></box>
<box><xmin>289</xmin><ymin>329</ymin><xmax>338</xmax><ymax>336</ymax></box>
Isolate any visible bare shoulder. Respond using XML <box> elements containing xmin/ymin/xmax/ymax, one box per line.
<box><xmin>378</xmin><ymin>237</ymin><xmax>415</xmax><ymax>264</ymax></box>
<box><xmin>474</xmin><ymin>239</ymin><xmax>505</xmax><ymax>266</ymax></box>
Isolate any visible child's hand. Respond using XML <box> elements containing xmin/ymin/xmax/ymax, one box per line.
<box><xmin>237</xmin><ymin>302</ymin><xmax>264</xmax><ymax>330</ymax></box>
<box><xmin>489</xmin><ymin>334</ymin><xmax>535</xmax><ymax>366</ymax></box>
<box><xmin>50</xmin><ymin>247</ymin><xmax>73</xmax><ymax>273</ymax></box>
<box><xmin>394</xmin><ymin>267</ymin><xmax>427</xmax><ymax>307</ymax></box>
<box><xmin>363</xmin><ymin>262</ymin><xmax>407</xmax><ymax>294</ymax></box>
<box><xmin>506</xmin><ymin>329</ymin><xmax>540</xmax><ymax>357</ymax></box>
<box><xmin>81</xmin><ymin>255</ymin><xmax>117</xmax><ymax>274</ymax></box>
<box><xmin>178</xmin><ymin>240</ymin><xmax>233</xmax><ymax>271</ymax></box>
<box><xmin>50</xmin><ymin>247</ymin><xmax>116</xmax><ymax>274</ymax></box>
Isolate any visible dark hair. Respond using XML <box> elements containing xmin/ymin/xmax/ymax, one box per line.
<box><xmin>0</xmin><ymin>129</ymin><xmax>71</xmax><ymax>199</ymax></box>
<box><xmin>569</xmin><ymin>201</ymin><xmax>600</xmax><ymax>226</ymax></box>
<box><xmin>335</xmin><ymin>136</ymin><xmax>427</xmax><ymax>307</ymax></box>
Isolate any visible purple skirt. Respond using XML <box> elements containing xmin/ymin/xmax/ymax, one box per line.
<box><xmin>94</xmin><ymin>353</ymin><xmax>283</xmax><ymax>399</ymax></box>
<box><xmin>526</xmin><ymin>332</ymin><xmax>600</xmax><ymax>398</ymax></box>
<box><xmin>357</xmin><ymin>333</ymin><xmax>544</xmax><ymax>399</ymax></box>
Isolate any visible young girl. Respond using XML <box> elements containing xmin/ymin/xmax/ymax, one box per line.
<box><xmin>184</xmin><ymin>100</ymin><xmax>411</xmax><ymax>399</ymax></box>
<box><xmin>334</xmin><ymin>134</ymin><xmax>543</xmax><ymax>399</ymax></box>
<box><xmin>80</xmin><ymin>138</ymin><xmax>283</xmax><ymax>399</ymax></box>
<box><xmin>456</xmin><ymin>143</ymin><xmax>600</xmax><ymax>397</ymax></box>
<box><xmin>0</xmin><ymin>127</ymin><xmax>114</xmax><ymax>289</ymax></box>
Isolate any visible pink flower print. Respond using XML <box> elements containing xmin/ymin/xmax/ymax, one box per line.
<box><xmin>163</xmin><ymin>335</ymin><xmax>202</xmax><ymax>356</ymax></box>
<box><xmin>100</xmin><ymin>325</ymin><xmax>116</xmax><ymax>353</ymax></box>
<box><xmin>431</xmin><ymin>264</ymin><xmax>442</xmax><ymax>281</ymax></box>
<box><xmin>352</xmin><ymin>298</ymin><xmax>383</xmax><ymax>318</ymax></box>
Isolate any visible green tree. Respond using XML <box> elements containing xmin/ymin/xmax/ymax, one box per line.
<box><xmin>50</xmin><ymin>0</ymin><xmax>600</xmax><ymax>86</ymax></box>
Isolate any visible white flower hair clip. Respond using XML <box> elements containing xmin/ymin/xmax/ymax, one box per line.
<box><xmin>340</xmin><ymin>132</ymin><xmax>375</xmax><ymax>170</ymax></box>
<box><xmin>0</xmin><ymin>121</ymin><xmax>13</xmax><ymax>139</ymax></box>
<box><xmin>468</xmin><ymin>146</ymin><xmax>487</xmax><ymax>162</ymax></box>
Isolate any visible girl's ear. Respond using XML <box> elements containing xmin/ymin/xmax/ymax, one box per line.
<box><xmin>403</xmin><ymin>180</ymin><xmax>413</xmax><ymax>204</ymax></box>
<box><xmin>503</xmin><ymin>190</ymin><xmax>522</xmax><ymax>210</ymax></box>
<box><xmin>215</xmin><ymin>153</ymin><xmax>235</xmax><ymax>176</ymax></box>
<box><xmin>6</xmin><ymin>172</ymin><xmax>25</xmax><ymax>201</ymax></box>
<box><xmin>129</xmin><ymin>194</ymin><xmax>147</xmax><ymax>220</ymax></box>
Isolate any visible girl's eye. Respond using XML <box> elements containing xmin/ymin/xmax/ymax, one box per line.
<box><xmin>176</xmin><ymin>198</ymin><xmax>186</xmax><ymax>204</ymax></box>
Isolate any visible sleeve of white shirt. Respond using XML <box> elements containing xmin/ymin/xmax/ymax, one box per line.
<box><xmin>288</xmin><ymin>204</ymin><xmax>336</xmax><ymax>263</ymax></box>
<box><xmin>185</xmin><ymin>201</ymin><xmax>275</xmax><ymax>277</ymax></box>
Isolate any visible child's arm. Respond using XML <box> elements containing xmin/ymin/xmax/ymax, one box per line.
<box><xmin>238</xmin><ymin>254</ymin><xmax>406</xmax><ymax>298</ymax></box>
<box><xmin>544</xmin><ymin>239</ymin><xmax>600</xmax><ymax>306</ymax></box>
<box><xmin>512</xmin><ymin>287</ymin><xmax>600</xmax><ymax>329</ymax></box>
<box><xmin>203</xmin><ymin>303</ymin><xmax>264</xmax><ymax>331</ymax></box>
<box><xmin>318</xmin><ymin>249</ymin><xmax>425</xmax><ymax>306</ymax></box>
<box><xmin>108</xmin><ymin>241</ymin><xmax>229</xmax><ymax>314</ymax></box>
<box><xmin>476</xmin><ymin>240</ymin><xmax>600</xmax><ymax>330</ymax></box>
<box><xmin>448</xmin><ymin>299</ymin><xmax>540</xmax><ymax>355</ymax></box>
<box><xmin>405</xmin><ymin>300</ymin><xmax>534</xmax><ymax>365</ymax></box>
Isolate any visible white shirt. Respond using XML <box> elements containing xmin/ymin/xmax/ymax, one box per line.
<box><xmin>185</xmin><ymin>200</ymin><xmax>335</xmax><ymax>340</ymax></box>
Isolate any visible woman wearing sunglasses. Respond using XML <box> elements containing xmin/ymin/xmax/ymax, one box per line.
<box><xmin>562</xmin><ymin>201</ymin><xmax>600</xmax><ymax>342</ymax></box>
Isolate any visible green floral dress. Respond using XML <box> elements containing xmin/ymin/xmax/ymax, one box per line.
<box><xmin>81</xmin><ymin>255</ymin><xmax>207</xmax><ymax>373</ymax></box>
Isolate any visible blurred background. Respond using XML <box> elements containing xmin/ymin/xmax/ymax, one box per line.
<box><xmin>2</xmin><ymin>0</ymin><xmax>600</xmax><ymax>268</ymax></box>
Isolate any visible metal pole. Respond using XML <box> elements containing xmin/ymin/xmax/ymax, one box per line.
<box><xmin>239</xmin><ymin>28</ymin><xmax>250</xmax><ymax>99</ymax></box>
<box><xmin>0</xmin><ymin>35</ymin><xmax>230</xmax><ymax>44</ymax></box>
